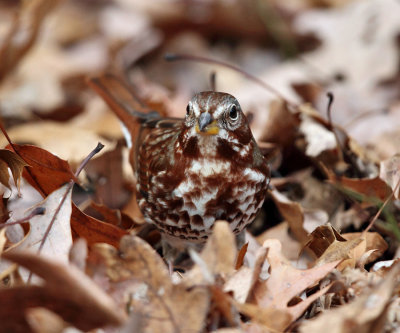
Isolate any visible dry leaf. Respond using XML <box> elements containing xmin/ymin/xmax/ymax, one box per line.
<box><xmin>235</xmin><ymin>242</ymin><xmax>249</xmax><ymax>270</ymax></box>
<box><xmin>305</xmin><ymin>224</ymin><xmax>388</xmax><ymax>269</ymax></box>
<box><xmin>9</xmin><ymin>144</ymin><xmax>126</xmax><ymax>246</ymax></box>
<box><xmin>343</xmin><ymin>232</ymin><xmax>388</xmax><ymax>266</ymax></box>
<box><xmin>257</xmin><ymin>222</ymin><xmax>302</xmax><ymax>261</ymax></box>
<box><xmin>185</xmin><ymin>220</ymin><xmax>237</xmax><ymax>285</ymax></box>
<box><xmin>0</xmin><ymin>121</ymin><xmax>115</xmax><ymax>166</ymax></box>
<box><xmin>87</xmin><ymin>202</ymin><xmax>136</xmax><ymax>230</ymax></box>
<box><xmin>235</xmin><ymin>302</ymin><xmax>292</xmax><ymax>332</ymax></box>
<box><xmin>6</xmin><ymin>183</ymin><xmax>72</xmax><ymax>261</ymax></box>
<box><xmin>380</xmin><ymin>154</ymin><xmax>400</xmax><ymax>199</ymax></box>
<box><xmin>0</xmin><ymin>228</ymin><xmax>6</xmax><ymax>255</ymax></box>
<box><xmin>295</xmin><ymin>0</ymin><xmax>400</xmax><ymax>136</ymax></box>
<box><xmin>271</xmin><ymin>190</ymin><xmax>327</xmax><ymax>245</ymax></box>
<box><xmin>305</xmin><ymin>224</ymin><xmax>363</xmax><ymax>269</ymax></box>
<box><xmin>299</xmin><ymin>113</ymin><xmax>337</xmax><ymax>157</ymax></box>
<box><xmin>250</xmin><ymin>239</ymin><xmax>339</xmax><ymax>331</ymax></box>
<box><xmin>68</xmin><ymin>238</ymin><xmax>87</xmax><ymax>272</ymax></box>
<box><xmin>0</xmin><ymin>149</ymin><xmax>28</xmax><ymax>190</ymax></box>
<box><xmin>260</xmin><ymin>99</ymin><xmax>299</xmax><ymax>149</ymax></box>
<box><xmin>8</xmin><ymin>144</ymin><xmax>77</xmax><ymax>196</ymax></box>
<box><xmin>1</xmin><ymin>250</ymin><xmax>126</xmax><ymax>331</ymax></box>
<box><xmin>1</xmin><ymin>183</ymin><xmax>73</xmax><ymax>281</ymax></box>
<box><xmin>209</xmin><ymin>285</ymin><xmax>241</xmax><ymax>327</ymax></box>
<box><xmin>300</xmin><ymin>264</ymin><xmax>400</xmax><ymax>333</ymax></box>
<box><xmin>325</xmin><ymin>168</ymin><xmax>392</xmax><ymax>201</ymax></box>
<box><xmin>83</xmin><ymin>144</ymin><xmax>132</xmax><ymax>210</ymax></box>
<box><xmin>91</xmin><ymin>235</ymin><xmax>210</xmax><ymax>333</ymax></box>
<box><xmin>224</xmin><ymin>244</ymin><xmax>269</xmax><ymax>305</ymax></box>
<box><xmin>0</xmin><ymin>0</ymin><xmax>62</xmax><ymax>83</ymax></box>
<box><xmin>270</xmin><ymin>190</ymin><xmax>309</xmax><ymax>244</ymax></box>
<box><xmin>224</xmin><ymin>266</ymin><xmax>253</xmax><ymax>304</ymax></box>
<box><xmin>305</xmin><ymin>224</ymin><xmax>347</xmax><ymax>257</ymax></box>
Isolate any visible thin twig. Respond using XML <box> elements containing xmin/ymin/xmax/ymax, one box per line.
<box><xmin>344</xmin><ymin>107</ymin><xmax>389</xmax><ymax>129</ymax></box>
<box><xmin>0</xmin><ymin>207</ymin><xmax>45</xmax><ymax>229</ymax></box>
<box><xmin>74</xmin><ymin>142</ymin><xmax>104</xmax><ymax>178</ymax></box>
<box><xmin>0</xmin><ymin>120</ymin><xmax>18</xmax><ymax>154</ymax></box>
<box><xmin>165</xmin><ymin>53</ymin><xmax>297</xmax><ymax>107</ymax></box>
<box><xmin>209</xmin><ymin>71</ymin><xmax>217</xmax><ymax>92</ymax></box>
<box><xmin>326</xmin><ymin>92</ymin><xmax>344</xmax><ymax>162</ymax></box>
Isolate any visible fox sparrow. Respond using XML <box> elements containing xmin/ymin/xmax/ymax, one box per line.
<box><xmin>88</xmin><ymin>74</ymin><xmax>270</xmax><ymax>250</ymax></box>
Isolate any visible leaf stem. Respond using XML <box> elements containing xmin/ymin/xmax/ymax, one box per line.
<box><xmin>326</xmin><ymin>92</ymin><xmax>344</xmax><ymax>162</ymax></box>
<box><xmin>27</xmin><ymin>142</ymin><xmax>104</xmax><ymax>283</ymax></box>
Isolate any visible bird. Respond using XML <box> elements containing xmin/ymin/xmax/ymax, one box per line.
<box><xmin>88</xmin><ymin>74</ymin><xmax>270</xmax><ymax>255</ymax></box>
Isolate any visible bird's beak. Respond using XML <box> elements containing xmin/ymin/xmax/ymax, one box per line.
<box><xmin>196</xmin><ymin>112</ymin><xmax>219</xmax><ymax>135</ymax></box>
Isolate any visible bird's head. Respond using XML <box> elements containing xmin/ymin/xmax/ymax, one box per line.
<box><xmin>183</xmin><ymin>91</ymin><xmax>253</xmax><ymax>148</ymax></box>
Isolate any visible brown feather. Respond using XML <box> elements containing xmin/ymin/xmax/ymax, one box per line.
<box><xmin>89</xmin><ymin>76</ymin><xmax>270</xmax><ymax>246</ymax></box>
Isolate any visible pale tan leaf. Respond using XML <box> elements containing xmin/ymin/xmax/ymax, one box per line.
<box><xmin>257</xmin><ymin>222</ymin><xmax>301</xmax><ymax>261</ymax></box>
<box><xmin>6</xmin><ymin>183</ymin><xmax>72</xmax><ymax>261</ymax></box>
<box><xmin>186</xmin><ymin>220</ymin><xmax>237</xmax><ymax>285</ymax></box>
<box><xmin>235</xmin><ymin>302</ymin><xmax>292</xmax><ymax>332</ymax></box>
<box><xmin>343</xmin><ymin>232</ymin><xmax>388</xmax><ymax>266</ymax></box>
<box><xmin>254</xmin><ymin>239</ymin><xmax>339</xmax><ymax>309</ymax></box>
<box><xmin>250</xmin><ymin>239</ymin><xmax>339</xmax><ymax>330</ymax></box>
<box><xmin>91</xmin><ymin>235</ymin><xmax>210</xmax><ymax>333</ymax></box>
<box><xmin>224</xmin><ymin>245</ymin><xmax>268</xmax><ymax>304</ymax></box>
<box><xmin>0</xmin><ymin>122</ymin><xmax>115</xmax><ymax>166</ymax></box>
<box><xmin>270</xmin><ymin>190</ymin><xmax>309</xmax><ymax>245</ymax></box>
<box><xmin>379</xmin><ymin>154</ymin><xmax>400</xmax><ymax>199</ymax></box>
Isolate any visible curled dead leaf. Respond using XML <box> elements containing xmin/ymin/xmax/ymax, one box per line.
<box><xmin>305</xmin><ymin>225</ymin><xmax>388</xmax><ymax>269</ymax></box>
<box><xmin>0</xmin><ymin>149</ymin><xmax>28</xmax><ymax>191</ymax></box>
<box><xmin>300</xmin><ymin>264</ymin><xmax>400</xmax><ymax>333</ymax></box>
<box><xmin>1</xmin><ymin>250</ymin><xmax>126</xmax><ymax>331</ymax></box>
<box><xmin>306</xmin><ymin>224</ymin><xmax>363</xmax><ymax>269</ymax></box>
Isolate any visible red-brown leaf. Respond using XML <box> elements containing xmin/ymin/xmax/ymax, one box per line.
<box><xmin>7</xmin><ymin>144</ymin><xmax>126</xmax><ymax>246</ymax></box>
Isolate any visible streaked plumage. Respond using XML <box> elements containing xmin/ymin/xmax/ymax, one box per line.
<box><xmin>88</xmin><ymin>75</ymin><xmax>270</xmax><ymax>249</ymax></box>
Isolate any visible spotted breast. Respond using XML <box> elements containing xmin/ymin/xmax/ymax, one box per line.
<box><xmin>135</xmin><ymin>91</ymin><xmax>269</xmax><ymax>247</ymax></box>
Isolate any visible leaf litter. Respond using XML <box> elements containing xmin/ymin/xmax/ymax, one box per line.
<box><xmin>1</xmin><ymin>0</ymin><xmax>400</xmax><ymax>332</ymax></box>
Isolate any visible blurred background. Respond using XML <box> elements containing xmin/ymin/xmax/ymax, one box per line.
<box><xmin>1</xmin><ymin>0</ymin><xmax>399</xmax><ymax>144</ymax></box>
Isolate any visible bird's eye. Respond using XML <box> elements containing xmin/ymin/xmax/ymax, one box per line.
<box><xmin>186</xmin><ymin>104</ymin><xmax>191</xmax><ymax>116</ymax></box>
<box><xmin>229</xmin><ymin>105</ymin><xmax>238</xmax><ymax>120</ymax></box>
